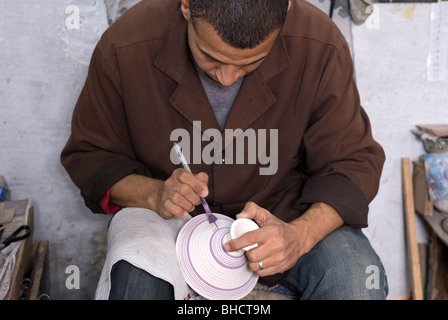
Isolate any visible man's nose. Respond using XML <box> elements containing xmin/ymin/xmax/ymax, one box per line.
<box><xmin>215</xmin><ymin>65</ymin><xmax>240</xmax><ymax>87</ymax></box>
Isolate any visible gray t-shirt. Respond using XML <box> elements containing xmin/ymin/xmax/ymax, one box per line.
<box><xmin>195</xmin><ymin>64</ymin><xmax>243</xmax><ymax>131</ymax></box>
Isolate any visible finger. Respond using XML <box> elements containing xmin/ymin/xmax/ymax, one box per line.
<box><xmin>195</xmin><ymin>172</ymin><xmax>209</xmax><ymax>186</ymax></box>
<box><xmin>244</xmin><ymin>244</ymin><xmax>273</xmax><ymax>275</ymax></box>
<box><xmin>248</xmin><ymin>259</ymin><xmax>276</xmax><ymax>276</ymax></box>
<box><xmin>162</xmin><ymin>198</ymin><xmax>189</xmax><ymax>219</ymax></box>
<box><xmin>169</xmin><ymin>188</ymin><xmax>196</xmax><ymax>212</ymax></box>
<box><xmin>236</xmin><ymin>202</ymin><xmax>269</xmax><ymax>226</ymax></box>
<box><xmin>225</xmin><ymin>228</ymin><xmax>262</xmax><ymax>252</ymax></box>
<box><xmin>176</xmin><ymin>183</ymin><xmax>202</xmax><ymax>208</ymax></box>
<box><xmin>175</xmin><ymin>169</ymin><xmax>209</xmax><ymax>197</ymax></box>
<box><xmin>246</xmin><ymin>248</ymin><xmax>285</xmax><ymax>276</ymax></box>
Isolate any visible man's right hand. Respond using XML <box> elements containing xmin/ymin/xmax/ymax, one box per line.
<box><xmin>109</xmin><ymin>170</ymin><xmax>209</xmax><ymax>219</ymax></box>
<box><xmin>155</xmin><ymin>168</ymin><xmax>209</xmax><ymax>219</ymax></box>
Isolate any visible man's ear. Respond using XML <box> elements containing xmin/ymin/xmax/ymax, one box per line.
<box><xmin>180</xmin><ymin>0</ymin><xmax>191</xmax><ymax>20</ymax></box>
<box><xmin>287</xmin><ymin>0</ymin><xmax>291</xmax><ymax>11</ymax></box>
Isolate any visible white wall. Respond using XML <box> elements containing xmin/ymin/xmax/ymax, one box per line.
<box><xmin>0</xmin><ymin>0</ymin><xmax>110</xmax><ymax>299</ymax></box>
<box><xmin>352</xmin><ymin>3</ymin><xmax>448</xmax><ymax>299</ymax></box>
<box><xmin>0</xmin><ymin>0</ymin><xmax>446</xmax><ymax>299</ymax></box>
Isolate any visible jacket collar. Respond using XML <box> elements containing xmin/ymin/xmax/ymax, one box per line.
<box><xmin>154</xmin><ymin>9</ymin><xmax>290</xmax><ymax>135</ymax></box>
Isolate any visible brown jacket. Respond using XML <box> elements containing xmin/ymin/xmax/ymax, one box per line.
<box><xmin>61</xmin><ymin>0</ymin><xmax>385</xmax><ymax>275</ymax></box>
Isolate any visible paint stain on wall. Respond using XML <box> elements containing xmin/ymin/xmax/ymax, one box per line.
<box><xmin>393</xmin><ymin>3</ymin><xmax>417</xmax><ymax>21</ymax></box>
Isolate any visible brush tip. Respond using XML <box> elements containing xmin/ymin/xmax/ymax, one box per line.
<box><xmin>208</xmin><ymin>214</ymin><xmax>218</xmax><ymax>223</ymax></box>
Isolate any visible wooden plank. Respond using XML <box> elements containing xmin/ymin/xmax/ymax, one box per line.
<box><xmin>28</xmin><ymin>240</ymin><xmax>48</xmax><ymax>300</ymax></box>
<box><xmin>427</xmin><ymin>232</ymin><xmax>448</xmax><ymax>300</ymax></box>
<box><xmin>412</xmin><ymin>160</ymin><xmax>433</xmax><ymax>216</ymax></box>
<box><xmin>418</xmin><ymin>242</ymin><xmax>428</xmax><ymax>297</ymax></box>
<box><xmin>402</xmin><ymin>158</ymin><xmax>424</xmax><ymax>300</ymax></box>
<box><xmin>416</xmin><ymin>124</ymin><xmax>448</xmax><ymax>137</ymax></box>
<box><xmin>3</xmin><ymin>202</ymin><xmax>34</xmax><ymax>300</ymax></box>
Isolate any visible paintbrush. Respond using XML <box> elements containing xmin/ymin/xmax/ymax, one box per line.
<box><xmin>173</xmin><ymin>143</ymin><xmax>218</xmax><ymax>227</ymax></box>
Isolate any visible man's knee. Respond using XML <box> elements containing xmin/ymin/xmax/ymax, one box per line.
<box><xmin>316</xmin><ymin>254</ymin><xmax>388</xmax><ymax>299</ymax></box>
<box><xmin>313</xmin><ymin>227</ymin><xmax>388</xmax><ymax>299</ymax></box>
<box><xmin>285</xmin><ymin>226</ymin><xmax>388</xmax><ymax>300</ymax></box>
<box><xmin>109</xmin><ymin>260</ymin><xmax>174</xmax><ymax>300</ymax></box>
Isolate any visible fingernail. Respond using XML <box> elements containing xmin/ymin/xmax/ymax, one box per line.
<box><xmin>239</xmin><ymin>210</ymin><xmax>247</xmax><ymax>217</ymax></box>
<box><xmin>201</xmin><ymin>190</ymin><xmax>208</xmax><ymax>197</ymax></box>
<box><xmin>224</xmin><ymin>244</ymin><xmax>231</xmax><ymax>252</ymax></box>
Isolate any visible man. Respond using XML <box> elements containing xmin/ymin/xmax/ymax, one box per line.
<box><xmin>61</xmin><ymin>0</ymin><xmax>388</xmax><ymax>299</ymax></box>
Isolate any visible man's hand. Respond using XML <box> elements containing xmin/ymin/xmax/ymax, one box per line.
<box><xmin>155</xmin><ymin>168</ymin><xmax>209</xmax><ymax>219</ymax></box>
<box><xmin>225</xmin><ymin>201</ymin><xmax>343</xmax><ymax>277</ymax></box>
<box><xmin>109</xmin><ymin>170</ymin><xmax>209</xmax><ymax>219</ymax></box>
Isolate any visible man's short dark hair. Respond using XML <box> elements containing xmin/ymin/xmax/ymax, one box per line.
<box><xmin>189</xmin><ymin>0</ymin><xmax>289</xmax><ymax>49</ymax></box>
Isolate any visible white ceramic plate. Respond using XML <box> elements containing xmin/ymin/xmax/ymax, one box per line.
<box><xmin>175</xmin><ymin>213</ymin><xmax>258</xmax><ymax>300</ymax></box>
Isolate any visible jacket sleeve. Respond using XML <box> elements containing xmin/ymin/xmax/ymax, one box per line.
<box><xmin>294</xmin><ymin>42</ymin><xmax>385</xmax><ymax>228</ymax></box>
<box><xmin>60</xmin><ymin>42</ymin><xmax>150</xmax><ymax>213</ymax></box>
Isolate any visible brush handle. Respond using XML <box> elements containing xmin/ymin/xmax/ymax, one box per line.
<box><xmin>173</xmin><ymin>143</ymin><xmax>191</xmax><ymax>172</ymax></box>
<box><xmin>200</xmin><ymin>197</ymin><xmax>212</xmax><ymax>215</ymax></box>
<box><xmin>174</xmin><ymin>143</ymin><xmax>216</xmax><ymax>222</ymax></box>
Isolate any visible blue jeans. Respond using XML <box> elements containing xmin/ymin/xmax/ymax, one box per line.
<box><xmin>279</xmin><ymin>226</ymin><xmax>388</xmax><ymax>299</ymax></box>
<box><xmin>109</xmin><ymin>260</ymin><xmax>175</xmax><ymax>300</ymax></box>
<box><xmin>108</xmin><ymin>226</ymin><xmax>388</xmax><ymax>300</ymax></box>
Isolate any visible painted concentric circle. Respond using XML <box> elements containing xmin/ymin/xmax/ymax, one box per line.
<box><xmin>175</xmin><ymin>213</ymin><xmax>258</xmax><ymax>300</ymax></box>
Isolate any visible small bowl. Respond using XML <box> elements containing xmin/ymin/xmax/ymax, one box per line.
<box><xmin>230</xmin><ymin>218</ymin><xmax>260</xmax><ymax>251</ymax></box>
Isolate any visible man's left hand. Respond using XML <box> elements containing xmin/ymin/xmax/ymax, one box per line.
<box><xmin>224</xmin><ymin>202</ymin><xmax>307</xmax><ymax>277</ymax></box>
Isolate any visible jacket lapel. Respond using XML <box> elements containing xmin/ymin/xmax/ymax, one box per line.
<box><xmin>154</xmin><ymin>10</ymin><xmax>220</xmax><ymax>132</ymax></box>
<box><xmin>168</xmin><ymin>63</ymin><xmax>221</xmax><ymax>133</ymax></box>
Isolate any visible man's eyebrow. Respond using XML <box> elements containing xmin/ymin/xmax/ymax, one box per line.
<box><xmin>197</xmin><ymin>45</ymin><xmax>267</xmax><ymax>66</ymax></box>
